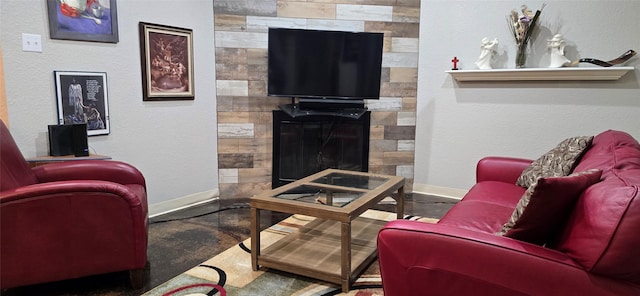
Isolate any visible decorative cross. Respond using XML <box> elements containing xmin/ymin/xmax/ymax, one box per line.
<box><xmin>451</xmin><ymin>56</ymin><xmax>460</xmax><ymax>70</ymax></box>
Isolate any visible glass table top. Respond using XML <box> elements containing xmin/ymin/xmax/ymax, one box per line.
<box><xmin>310</xmin><ymin>172</ymin><xmax>390</xmax><ymax>190</ymax></box>
<box><xmin>273</xmin><ymin>172</ymin><xmax>391</xmax><ymax>208</ymax></box>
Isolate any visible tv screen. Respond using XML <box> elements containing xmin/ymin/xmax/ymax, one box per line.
<box><xmin>268</xmin><ymin>28</ymin><xmax>383</xmax><ymax>100</ymax></box>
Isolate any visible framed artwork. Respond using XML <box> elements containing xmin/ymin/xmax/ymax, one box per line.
<box><xmin>54</xmin><ymin>71</ymin><xmax>110</xmax><ymax>136</ymax></box>
<box><xmin>47</xmin><ymin>0</ymin><xmax>119</xmax><ymax>43</ymax></box>
<box><xmin>139</xmin><ymin>22</ymin><xmax>194</xmax><ymax>101</ymax></box>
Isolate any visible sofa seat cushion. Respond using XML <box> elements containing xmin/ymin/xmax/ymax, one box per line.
<box><xmin>439</xmin><ymin>200</ymin><xmax>515</xmax><ymax>234</ymax></box>
<box><xmin>438</xmin><ymin>181</ymin><xmax>525</xmax><ymax>233</ymax></box>
<box><xmin>457</xmin><ymin>181</ymin><xmax>526</xmax><ymax>208</ymax></box>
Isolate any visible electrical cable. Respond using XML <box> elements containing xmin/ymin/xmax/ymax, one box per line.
<box><xmin>149</xmin><ymin>203</ymin><xmax>250</xmax><ymax>224</ymax></box>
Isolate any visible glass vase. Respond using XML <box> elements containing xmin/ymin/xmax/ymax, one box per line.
<box><xmin>515</xmin><ymin>44</ymin><xmax>527</xmax><ymax>68</ymax></box>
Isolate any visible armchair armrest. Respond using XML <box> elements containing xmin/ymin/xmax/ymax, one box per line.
<box><xmin>0</xmin><ymin>180</ymin><xmax>143</xmax><ymax>207</ymax></box>
<box><xmin>1</xmin><ymin>180</ymin><xmax>148</xmax><ymax>288</ymax></box>
<box><xmin>377</xmin><ymin>220</ymin><xmax>633</xmax><ymax>296</ymax></box>
<box><xmin>32</xmin><ymin>160</ymin><xmax>146</xmax><ymax>187</ymax></box>
<box><xmin>476</xmin><ymin>156</ymin><xmax>532</xmax><ymax>184</ymax></box>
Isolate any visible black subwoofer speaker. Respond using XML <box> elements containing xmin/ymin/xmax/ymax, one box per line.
<box><xmin>48</xmin><ymin>124</ymin><xmax>89</xmax><ymax>157</ymax></box>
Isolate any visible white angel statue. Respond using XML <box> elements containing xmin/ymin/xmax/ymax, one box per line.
<box><xmin>547</xmin><ymin>34</ymin><xmax>571</xmax><ymax>68</ymax></box>
<box><xmin>475</xmin><ymin>37</ymin><xmax>499</xmax><ymax>70</ymax></box>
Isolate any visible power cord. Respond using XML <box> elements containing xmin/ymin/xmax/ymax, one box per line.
<box><xmin>149</xmin><ymin>203</ymin><xmax>250</xmax><ymax>224</ymax></box>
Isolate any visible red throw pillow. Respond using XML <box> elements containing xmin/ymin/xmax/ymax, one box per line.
<box><xmin>498</xmin><ymin>169</ymin><xmax>602</xmax><ymax>245</ymax></box>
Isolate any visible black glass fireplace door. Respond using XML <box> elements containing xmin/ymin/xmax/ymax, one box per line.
<box><xmin>272</xmin><ymin>110</ymin><xmax>370</xmax><ymax>188</ymax></box>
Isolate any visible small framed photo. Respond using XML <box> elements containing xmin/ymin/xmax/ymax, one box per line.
<box><xmin>139</xmin><ymin>22</ymin><xmax>194</xmax><ymax>101</ymax></box>
<box><xmin>54</xmin><ymin>71</ymin><xmax>110</xmax><ymax>136</ymax></box>
<box><xmin>47</xmin><ymin>0</ymin><xmax>119</xmax><ymax>43</ymax></box>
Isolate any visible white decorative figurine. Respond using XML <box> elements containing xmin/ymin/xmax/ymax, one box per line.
<box><xmin>547</xmin><ymin>34</ymin><xmax>571</xmax><ymax>68</ymax></box>
<box><xmin>475</xmin><ymin>37</ymin><xmax>499</xmax><ymax>70</ymax></box>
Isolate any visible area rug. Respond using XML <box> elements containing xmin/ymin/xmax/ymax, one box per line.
<box><xmin>143</xmin><ymin>210</ymin><xmax>437</xmax><ymax>296</ymax></box>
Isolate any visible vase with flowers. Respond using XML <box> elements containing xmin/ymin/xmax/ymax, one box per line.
<box><xmin>508</xmin><ymin>4</ymin><xmax>546</xmax><ymax>68</ymax></box>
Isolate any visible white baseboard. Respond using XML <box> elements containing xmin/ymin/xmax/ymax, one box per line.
<box><xmin>149</xmin><ymin>189</ymin><xmax>220</xmax><ymax>218</ymax></box>
<box><xmin>412</xmin><ymin>183</ymin><xmax>467</xmax><ymax>200</ymax></box>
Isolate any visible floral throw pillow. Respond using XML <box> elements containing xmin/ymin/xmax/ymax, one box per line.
<box><xmin>497</xmin><ymin>169</ymin><xmax>602</xmax><ymax>245</ymax></box>
<box><xmin>516</xmin><ymin>136</ymin><xmax>594</xmax><ymax>188</ymax></box>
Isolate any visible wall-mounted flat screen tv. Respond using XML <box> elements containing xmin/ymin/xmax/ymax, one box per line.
<box><xmin>268</xmin><ymin>28</ymin><xmax>384</xmax><ymax>100</ymax></box>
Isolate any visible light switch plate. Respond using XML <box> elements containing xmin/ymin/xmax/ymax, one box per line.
<box><xmin>22</xmin><ymin>33</ymin><xmax>42</xmax><ymax>52</ymax></box>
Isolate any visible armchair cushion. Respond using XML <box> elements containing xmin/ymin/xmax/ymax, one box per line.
<box><xmin>0</xmin><ymin>121</ymin><xmax>37</xmax><ymax>191</ymax></box>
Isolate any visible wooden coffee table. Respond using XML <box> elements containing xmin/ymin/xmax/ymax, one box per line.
<box><xmin>250</xmin><ymin>169</ymin><xmax>405</xmax><ymax>292</ymax></box>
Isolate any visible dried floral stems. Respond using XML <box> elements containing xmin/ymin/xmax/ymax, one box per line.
<box><xmin>508</xmin><ymin>3</ymin><xmax>546</xmax><ymax>67</ymax></box>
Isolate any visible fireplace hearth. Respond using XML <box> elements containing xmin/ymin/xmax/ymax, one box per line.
<box><xmin>272</xmin><ymin>110</ymin><xmax>370</xmax><ymax>188</ymax></box>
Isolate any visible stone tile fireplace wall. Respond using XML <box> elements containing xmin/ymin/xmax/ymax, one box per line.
<box><xmin>214</xmin><ymin>0</ymin><xmax>419</xmax><ymax>199</ymax></box>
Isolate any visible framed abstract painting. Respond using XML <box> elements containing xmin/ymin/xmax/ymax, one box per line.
<box><xmin>47</xmin><ymin>0</ymin><xmax>119</xmax><ymax>43</ymax></box>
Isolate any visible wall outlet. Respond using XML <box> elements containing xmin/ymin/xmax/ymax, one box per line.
<box><xmin>22</xmin><ymin>33</ymin><xmax>42</xmax><ymax>52</ymax></box>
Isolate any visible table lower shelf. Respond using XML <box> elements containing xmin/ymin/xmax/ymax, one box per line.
<box><xmin>257</xmin><ymin>216</ymin><xmax>386</xmax><ymax>285</ymax></box>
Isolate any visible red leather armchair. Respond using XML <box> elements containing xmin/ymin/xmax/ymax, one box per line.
<box><xmin>0</xmin><ymin>120</ymin><xmax>149</xmax><ymax>289</ymax></box>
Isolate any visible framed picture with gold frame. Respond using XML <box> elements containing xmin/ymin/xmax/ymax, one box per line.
<box><xmin>139</xmin><ymin>22</ymin><xmax>194</xmax><ymax>101</ymax></box>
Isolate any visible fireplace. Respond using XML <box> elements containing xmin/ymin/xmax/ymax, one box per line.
<box><xmin>272</xmin><ymin>110</ymin><xmax>370</xmax><ymax>188</ymax></box>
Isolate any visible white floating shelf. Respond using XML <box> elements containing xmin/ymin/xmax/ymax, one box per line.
<box><xmin>447</xmin><ymin>67</ymin><xmax>634</xmax><ymax>82</ymax></box>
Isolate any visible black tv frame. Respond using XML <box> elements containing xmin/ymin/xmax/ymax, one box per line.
<box><xmin>267</xmin><ymin>28</ymin><xmax>384</xmax><ymax>106</ymax></box>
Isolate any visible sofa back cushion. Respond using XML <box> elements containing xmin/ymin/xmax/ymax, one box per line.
<box><xmin>551</xmin><ymin>130</ymin><xmax>640</xmax><ymax>284</ymax></box>
<box><xmin>573</xmin><ymin>130</ymin><xmax>640</xmax><ymax>176</ymax></box>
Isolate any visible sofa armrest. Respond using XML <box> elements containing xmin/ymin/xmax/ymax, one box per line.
<box><xmin>32</xmin><ymin>160</ymin><xmax>146</xmax><ymax>187</ymax></box>
<box><xmin>476</xmin><ymin>156</ymin><xmax>532</xmax><ymax>184</ymax></box>
<box><xmin>377</xmin><ymin>220</ymin><xmax>634</xmax><ymax>296</ymax></box>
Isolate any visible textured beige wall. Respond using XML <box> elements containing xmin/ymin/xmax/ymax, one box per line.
<box><xmin>414</xmin><ymin>1</ymin><xmax>640</xmax><ymax>192</ymax></box>
<box><xmin>0</xmin><ymin>1</ymin><xmax>218</xmax><ymax>205</ymax></box>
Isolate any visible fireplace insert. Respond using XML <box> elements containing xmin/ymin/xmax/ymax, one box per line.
<box><xmin>272</xmin><ymin>110</ymin><xmax>370</xmax><ymax>189</ymax></box>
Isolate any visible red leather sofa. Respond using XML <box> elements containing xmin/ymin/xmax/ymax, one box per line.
<box><xmin>378</xmin><ymin>130</ymin><xmax>640</xmax><ymax>295</ymax></box>
<box><xmin>0</xmin><ymin>120</ymin><xmax>149</xmax><ymax>289</ymax></box>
